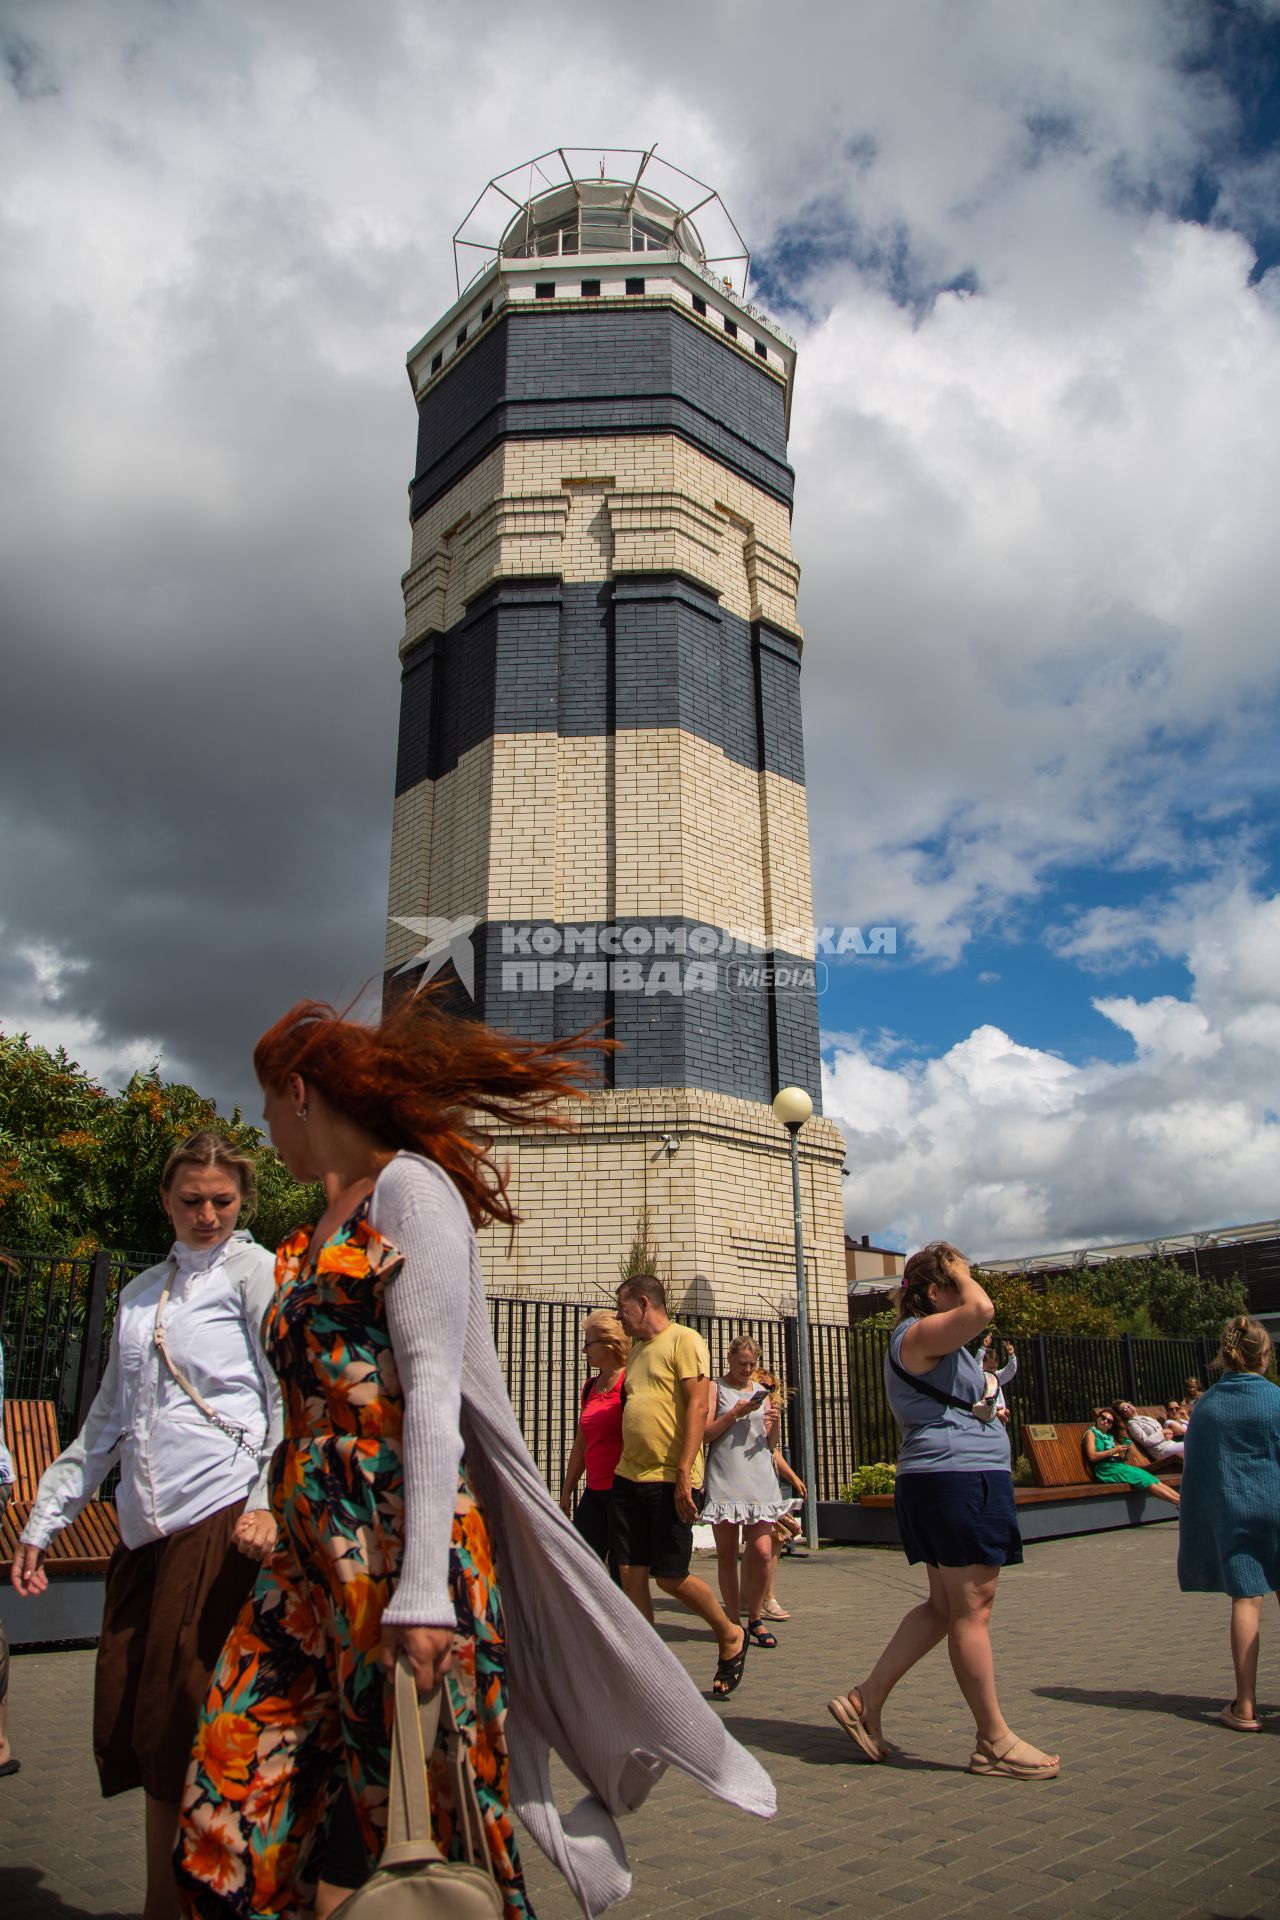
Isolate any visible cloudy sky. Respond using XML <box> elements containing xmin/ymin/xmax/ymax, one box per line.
<box><xmin>3</xmin><ymin>0</ymin><xmax>1278</xmax><ymax>1258</ymax></box>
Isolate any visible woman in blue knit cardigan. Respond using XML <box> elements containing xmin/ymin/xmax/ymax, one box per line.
<box><xmin>1178</xmin><ymin>1316</ymin><xmax>1280</xmax><ymax>1732</ymax></box>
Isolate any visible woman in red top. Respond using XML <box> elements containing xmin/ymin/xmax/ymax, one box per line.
<box><xmin>559</xmin><ymin>1309</ymin><xmax>629</xmax><ymax>1566</ymax></box>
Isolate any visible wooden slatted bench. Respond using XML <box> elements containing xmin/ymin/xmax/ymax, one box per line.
<box><xmin>1</xmin><ymin>1398</ymin><xmax>119</xmax><ymax>1646</ymax></box>
<box><xmin>1125</xmin><ymin>1406</ymin><xmax>1186</xmax><ymax>1474</ymax></box>
<box><xmin>817</xmin><ymin>1470</ymin><xmax>1178</xmax><ymax>1545</ymax></box>
<box><xmin>2</xmin><ymin>1398</ymin><xmax>120</xmax><ymax>1572</ymax></box>
<box><xmin>1022</xmin><ymin>1418</ymin><xmax>1181</xmax><ymax>1492</ymax></box>
<box><xmin>817</xmin><ymin>1413</ymin><xmax>1183</xmax><ymax>1546</ymax></box>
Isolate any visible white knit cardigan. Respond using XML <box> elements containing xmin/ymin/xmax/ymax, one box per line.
<box><xmin>370</xmin><ymin>1153</ymin><xmax>774</xmax><ymax>1917</ymax></box>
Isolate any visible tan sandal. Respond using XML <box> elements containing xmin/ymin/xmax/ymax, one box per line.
<box><xmin>968</xmin><ymin>1732</ymin><xmax>1059</xmax><ymax>1780</ymax></box>
<box><xmin>1219</xmin><ymin>1704</ymin><xmax>1262</xmax><ymax>1731</ymax></box>
<box><xmin>826</xmin><ymin>1689</ymin><xmax>886</xmax><ymax>1763</ymax></box>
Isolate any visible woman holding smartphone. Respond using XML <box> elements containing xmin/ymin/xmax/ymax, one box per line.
<box><xmin>702</xmin><ymin>1337</ymin><xmax>787</xmax><ymax>1649</ymax></box>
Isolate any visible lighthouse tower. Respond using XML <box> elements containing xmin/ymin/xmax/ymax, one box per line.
<box><xmin>385</xmin><ymin>149</ymin><xmax>846</xmax><ymax>1318</ymax></box>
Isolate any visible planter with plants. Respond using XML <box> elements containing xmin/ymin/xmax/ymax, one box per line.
<box><xmin>838</xmin><ymin>1462</ymin><xmax>897</xmax><ymax>1503</ymax></box>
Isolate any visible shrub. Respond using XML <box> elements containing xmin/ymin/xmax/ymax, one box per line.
<box><xmin>0</xmin><ymin>1030</ymin><xmax>321</xmax><ymax>1254</ymax></box>
<box><xmin>839</xmin><ymin>1462</ymin><xmax>897</xmax><ymax>1501</ymax></box>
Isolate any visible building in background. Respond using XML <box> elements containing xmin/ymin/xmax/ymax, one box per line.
<box><xmin>384</xmin><ymin>148</ymin><xmax>846</xmax><ymax>1317</ymax></box>
<box><xmin>979</xmin><ymin>1219</ymin><xmax>1280</xmax><ymax>1334</ymax></box>
<box><xmin>845</xmin><ymin>1233</ymin><xmax>905</xmax><ymax>1320</ymax></box>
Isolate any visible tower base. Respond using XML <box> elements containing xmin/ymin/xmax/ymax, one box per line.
<box><xmin>479</xmin><ymin>1088</ymin><xmax>847</xmax><ymax>1321</ymax></box>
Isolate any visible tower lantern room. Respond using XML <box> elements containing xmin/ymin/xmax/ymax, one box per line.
<box><xmin>385</xmin><ymin>147</ymin><xmax>846</xmax><ymax>1318</ymax></box>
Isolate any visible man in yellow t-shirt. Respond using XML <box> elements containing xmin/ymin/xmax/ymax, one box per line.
<box><xmin>612</xmin><ymin>1276</ymin><xmax>748</xmax><ymax>1697</ymax></box>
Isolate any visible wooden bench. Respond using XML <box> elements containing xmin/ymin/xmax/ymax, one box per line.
<box><xmin>820</xmin><ymin>1414</ymin><xmax>1182</xmax><ymax>1547</ymax></box>
<box><xmin>1</xmin><ymin>1398</ymin><xmax>120</xmax><ymax>1573</ymax></box>
<box><xmin>1125</xmin><ymin>1406</ymin><xmax>1187</xmax><ymax>1473</ymax></box>
<box><xmin>819</xmin><ymin>1471</ymin><xmax>1180</xmax><ymax>1545</ymax></box>
<box><xmin>819</xmin><ymin>1409</ymin><xmax>1185</xmax><ymax>1548</ymax></box>
<box><xmin>1021</xmin><ymin>1417</ymin><xmax>1181</xmax><ymax>1492</ymax></box>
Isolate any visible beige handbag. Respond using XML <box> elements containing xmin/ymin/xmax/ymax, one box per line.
<box><xmin>332</xmin><ymin>1656</ymin><xmax>503</xmax><ymax>1920</ymax></box>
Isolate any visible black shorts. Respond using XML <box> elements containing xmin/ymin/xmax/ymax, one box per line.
<box><xmin>573</xmin><ymin>1485</ymin><xmax>614</xmax><ymax>1562</ymax></box>
<box><xmin>894</xmin><ymin>1470</ymin><xmax>1023</xmax><ymax>1569</ymax></box>
<box><xmin>609</xmin><ymin>1475</ymin><xmax>693</xmax><ymax>1579</ymax></box>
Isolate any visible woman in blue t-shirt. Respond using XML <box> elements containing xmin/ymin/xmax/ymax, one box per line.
<box><xmin>827</xmin><ymin>1241</ymin><xmax>1059</xmax><ymax>1780</ymax></box>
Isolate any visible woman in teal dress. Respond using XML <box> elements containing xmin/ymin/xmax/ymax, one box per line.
<box><xmin>1178</xmin><ymin>1317</ymin><xmax>1280</xmax><ymax>1733</ymax></box>
<box><xmin>1085</xmin><ymin>1409</ymin><xmax>1181</xmax><ymax>1506</ymax></box>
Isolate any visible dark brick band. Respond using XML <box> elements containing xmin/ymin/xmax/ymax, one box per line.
<box><xmin>385</xmin><ymin>917</ymin><xmax>822</xmax><ymax>1110</ymax></box>
<box><xmin>410</xmin><ymin>305</ymin><xmax>795</xmax><ymax>518</ymax></box>
<box><xmin>394</xmin><ymin>575</ymin><xmax>805</xmax><ymax>794</ymax></box>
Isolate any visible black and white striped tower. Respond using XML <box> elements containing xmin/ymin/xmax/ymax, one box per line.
<box><xmin>386</xmin><ymin>149</ymin><xmax>846</xmax><ymax>1315</ymax></box>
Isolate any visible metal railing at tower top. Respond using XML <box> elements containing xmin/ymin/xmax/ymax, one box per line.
<box><xmin>451</xmin><ymin>144</ymin><xmax>753</xmax><ymax>300</ymax></box>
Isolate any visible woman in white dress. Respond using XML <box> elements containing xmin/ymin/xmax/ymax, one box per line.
<box><xmin>701</xmin><ymin>1338</ymin><xmax>790</xmax><ymax>1649</ymax></box>
<box><xmin>10</xmin><ymin>1131</ymin><xmax>281</xmax><ymax>1920</ymax></box>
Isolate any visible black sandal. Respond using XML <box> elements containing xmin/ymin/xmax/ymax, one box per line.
<box><xmin>746</xmin><ymin>1618</ymin><xmax>777</xmax><ymax>1648</ymax></box>
<box><xmin>712</xmin><ymin>1627</ymin><xmax>748</xmax><ymax>1698</ymax></box>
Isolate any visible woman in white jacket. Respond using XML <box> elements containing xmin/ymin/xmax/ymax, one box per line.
<box><xmin>10</xmin><ymin>1131</ymin><xmax>282</xmax><ymax>1920</ymax></box>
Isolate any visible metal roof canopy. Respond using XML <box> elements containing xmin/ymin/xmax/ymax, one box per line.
<box><xmin>452</xmin><ymin>145</ymin><xmax>752</xmax><ymax>300</ymax></box>
<box><xmin>980</xmin><ymin>1217</ymin><xmax>1280</xmax><ymax>1274</ymax></box>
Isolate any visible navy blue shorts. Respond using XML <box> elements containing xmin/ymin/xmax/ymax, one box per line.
<box><xmin>894</xmin><ymin>1470</ymin><xmax>1023</xmax><ymax>1568</ymax></box>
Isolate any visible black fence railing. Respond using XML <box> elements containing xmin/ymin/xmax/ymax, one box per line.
<box><xmin>846</xmin><ymin>1326</ymin><xmax>1220</xmax><ymax>1471</ymax></box>
<box><xmin>0</xmin><ymin>1249</ymin><xmax>1225</xmax><ymax>1500</ymax></box>
<box><xmin>0</xmin><ymin>1248</ymin><xmax>151</xmax><ymax>1445</ymax></box>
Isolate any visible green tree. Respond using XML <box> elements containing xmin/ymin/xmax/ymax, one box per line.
<box><xmin>0</xmin><ymin>1030</ymin><xmax>320</xmax><ymax>1256</ymax></box>
<box><xmin>252</xmin><ymin>1149</ymin><xmax>323</xmax><ymax>1249</ymax></box>
<box><xmin>982</xmin><ymin>1272</ymin><xmax>1121</xmax><ymax>1338</ymax></box>
<box><xmin>859</xmin><ymin>1271</ymin><xmax>1121</xmax><ymax>1337</ymax></box>
<box><xmin>1042</xmin><ymin>1257</ymin><xmax>1244</xmax><ymax>1341</ymax></box>
<box><xmin>0</xmin><ymin>1034</ymin><xmax>113</xmax><ymax>1249</ymax></box>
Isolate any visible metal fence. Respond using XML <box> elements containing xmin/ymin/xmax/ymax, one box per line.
<box><xmin>0</xmin><ymin>1248</ymin><xmax>147</xmax><ymax>1443</ymax></box>
<box><xmin>0</xmin><ymin>1248</ymin><xmax>1224</xmax><ymax>1499</ymax></box>
<box><xmin>0</xmin><ymin>1248</ymin><xmax>857</xmax><ymax>1498</ymax></box>
<box><xmin>491</xmin><ymin>1305</ymin><xmax>821</xmax><ymax>1497</ymax></box>
<box><xmin>846</xmin><ymin>1326</ymin><xmax>1220</xmax><ymax>1471</ymax></box>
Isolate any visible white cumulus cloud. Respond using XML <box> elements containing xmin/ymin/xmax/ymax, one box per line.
<box><xmin>825</xmin><ymin>882</ymin><xmax>1280</xmax><ymax>1256</ymax></box>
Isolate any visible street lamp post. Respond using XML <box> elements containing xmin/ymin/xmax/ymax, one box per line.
<box><xmin>772</xmin><ymin>1085</ymin><xmax>819</xmax><ymax>1552</ymax></box>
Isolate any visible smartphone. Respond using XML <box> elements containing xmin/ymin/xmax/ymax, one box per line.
<box><xmin>748</xmin><ymin>1386</ymin><xmax>769</xmax><ymax>1406</ymax></box>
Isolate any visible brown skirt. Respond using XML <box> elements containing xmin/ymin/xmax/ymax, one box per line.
<box><xmin>93</xmin><ymin>1500</ymin><xmax>257</xmax><ymax>1800</ymax></box>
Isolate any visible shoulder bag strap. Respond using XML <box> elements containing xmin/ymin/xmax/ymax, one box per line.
<box><xmin>379</xmin><ymin>1653</ymin><xmax>499</xmax><ymax>1891</ymax></box>
<box><xmin>152</xmin><ymin>1259</ymin><xmax>260</xmax><ymax>1462</ymax></box>
<box><xmin>887</xmin><ymin>1341</ymin><xmax>974</xmax><ymax>1414</ymax></box>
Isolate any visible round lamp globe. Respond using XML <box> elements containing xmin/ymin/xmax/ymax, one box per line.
<box><xmin>771</xmin><ymin>1086</ymin><xmax>813</xmax><ymax>1130</ymax></box>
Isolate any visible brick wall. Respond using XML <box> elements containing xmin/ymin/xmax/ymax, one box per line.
<box><xmin>385</xmin><ymin>278</ymin><xmax>844</xmax><ymax>1314</ymax></box>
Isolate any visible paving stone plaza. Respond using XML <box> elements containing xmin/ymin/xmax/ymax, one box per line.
<box><xmin>4</xmin><ymin>1527</ymin><xmax>1279</xmax><ymax>1920</ymax></box>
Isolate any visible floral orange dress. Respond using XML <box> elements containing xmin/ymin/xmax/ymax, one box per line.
<box><xmin>175</xmin><ymin>1201</ymin><xmax>532</xmax><ymax>1919</ymax></box>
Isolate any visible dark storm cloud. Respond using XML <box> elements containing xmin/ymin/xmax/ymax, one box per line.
<box><xmin>0</xmin><ymin>155</ymin><xmax>432</xmax><ymax>1109</ymax></box>
<box><xmin>4</xmin><ymin>0</ymin><xmax>1280</xmax><ymax>1251</ymax></box>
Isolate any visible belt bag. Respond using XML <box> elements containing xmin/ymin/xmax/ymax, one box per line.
<box><xmin>332</xmin><ymin>1654</ymin><xmax>503</xmax><ymax>1920</ymax></box>
<box><xmin>888</xmin><ymin>1348</ymin><xmax>986</xmax><ymax>1417</ymax></box>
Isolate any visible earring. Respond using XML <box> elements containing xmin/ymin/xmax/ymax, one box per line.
<box><xmin>295</xmin><ymin>1103</ymin><xmax>309</xmax><ymax>1121</ymax></box>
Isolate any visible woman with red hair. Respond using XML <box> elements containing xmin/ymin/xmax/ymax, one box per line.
<box><xmin>175</xmin><ymin>996</ymin><xmax>772</xmax><ymax>1920</ymax></box>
